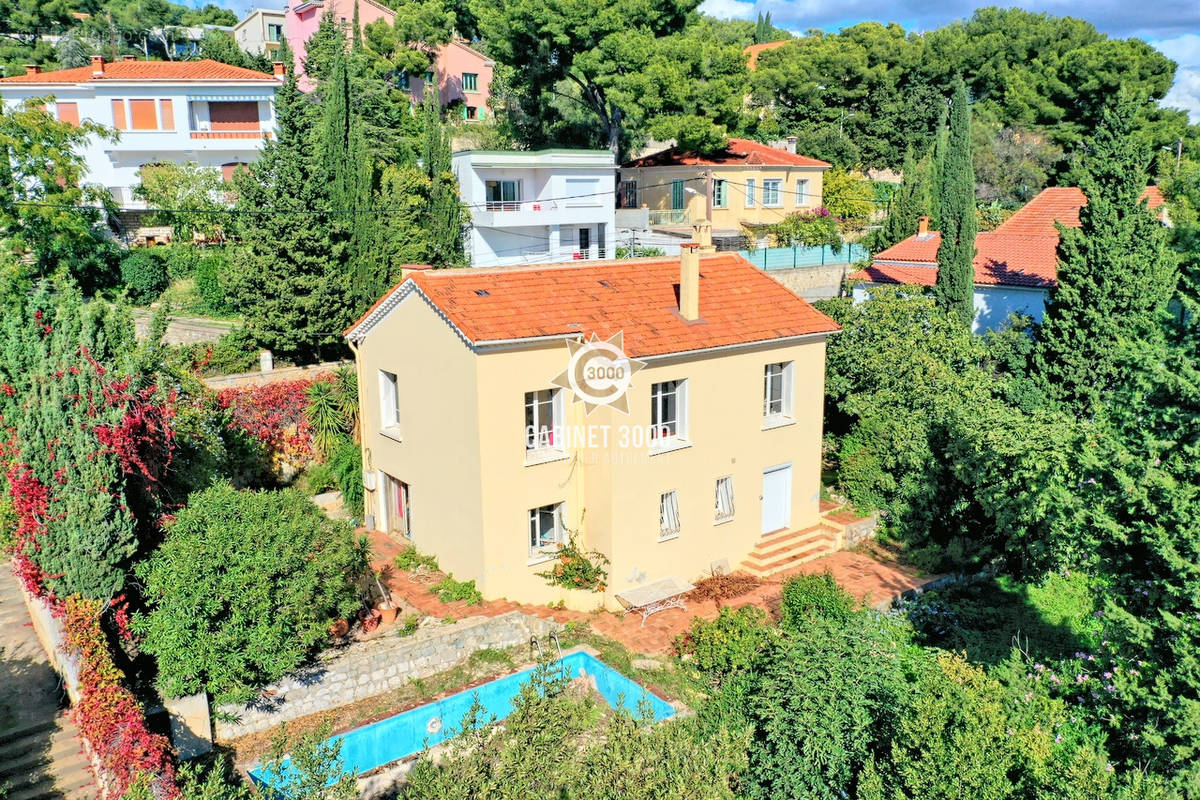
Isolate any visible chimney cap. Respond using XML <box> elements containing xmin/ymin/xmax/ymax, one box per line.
<box><xmin>24</xmin><ymin>64</ymin><xmax>41</xmax><ymax>75</ymax></box>
<box><xmin>917</xmin><ymin>215</ymin><xmax>931</xmax><ymax>235</ymax></box>
<box><xmin>272</xmin><ymin>61</ymin><xmax>286</xmax><ymax>79</ymax></box>
<box><xmin>90</xmin><ymin>55</ymin><xmax>105</xmax><ymax>75</ymax></box>
<box><xmin>122</xmin><ymin>54</ymin><xmax>136</xmax><ymax>61</ymax></box>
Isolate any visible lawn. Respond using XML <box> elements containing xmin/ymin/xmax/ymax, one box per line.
<box><xmin>904</xmin><ymin>571</ymin><xmax>1102</xmax><ymax>667</ymax></box>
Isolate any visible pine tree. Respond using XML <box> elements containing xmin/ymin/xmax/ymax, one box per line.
<box><xmin>933</xmin><ymin>76</ymin><xmax>977</xmax><ymax>327</ymax></box>
<box><xmin>1034</xmin><ymin>95</ymin><xmax>1178</xmax><ymax>413</ymax></box>
<box><xmin>419</xmin><ymin>90</ymin><xmax>466</xmax><ymax>267</ymax></box>
<box><xmin>877</xmin><ymin>149</ymin><xmax>929</xmax><ymax>250</ymax></box>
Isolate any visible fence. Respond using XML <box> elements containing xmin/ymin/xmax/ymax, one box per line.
<box><xmin>738</xmin><ymin>243</ymin><xmax>868</xmax><ymax>270</ymax></box>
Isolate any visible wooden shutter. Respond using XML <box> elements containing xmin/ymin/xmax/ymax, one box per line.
<box><xmin>129</xmin><ymin>99</ymin><xmax>157</xmax><ymax>130</ymax></box>
<box><xmin>111</xmin><ymin>99</ymin><xmax>127</xmax><ymax>130</ymax></box>
<box><xmin>159</xmin><ymin>99</ymin><xmax>174</xmax><ymax>130</ymax></box>
<box><xmin>56</xmin><ymin>102</ymin><xmax>79</xmax><ymax>126</ymax></box>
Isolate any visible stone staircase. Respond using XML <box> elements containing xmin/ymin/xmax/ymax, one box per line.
<box><xmin>740</xmin><ymin>523</ymin><xmax>840</xmax><ymax>577</ymax></box>
<box><xmin>0</xmin><ymin>718</ymin><xmax>96</xmax><ymax>800</ymax></box>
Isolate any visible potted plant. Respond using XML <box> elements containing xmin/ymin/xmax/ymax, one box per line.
<box><xmin>373</xmin><ymin>570</ymin><xmax>398</xmax><ymax>625</ymax></box>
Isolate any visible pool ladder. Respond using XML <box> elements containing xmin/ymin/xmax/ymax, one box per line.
<box><xmin>530</xmin><ymin>632</ymin><xmax>566</xmax><ymax>681</ymax></box>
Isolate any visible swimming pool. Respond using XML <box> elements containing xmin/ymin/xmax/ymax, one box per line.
<box><xmin>250</xmin><ymin>649</ymin><xmax>675</xmax><ymax>786</ymax></box>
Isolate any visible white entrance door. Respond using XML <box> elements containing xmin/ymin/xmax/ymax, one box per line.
<box><xmin>761</xmin><ymin>464</ymin><xmax>792</xmax><ymax>534</ymax></box>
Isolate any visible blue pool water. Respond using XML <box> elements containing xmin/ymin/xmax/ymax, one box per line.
<box><xmin>250</xmin><ymin>650</ymin><xmax>675</xmax><ymax>785</ymax></box>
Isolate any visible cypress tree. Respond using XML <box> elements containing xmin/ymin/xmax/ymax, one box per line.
<box><xmin>1035</xmin><ymin>95</ymin><xmax>1177</xmax><ymax>413</ymax></box>
<box><xmin>928</xmin><ymin>104</ymin><xmax>948</xmax><ymax>229</ymax></box>
<box><xmin>877</xmin><ymin>149</ymin><xmax>930</xmax><ymax>250</ymax></box>
<box><xmin>419</xmin><ymin>90</ymin><xmax>466</xmax><ymax>267</ymax></box>
<box><xmin>933</xmin><ymin>76</ymin><xmax>977</xmax><ymax>327</ymax></box>
<box><xmin>227</xmin><ymin>52</ymin><xmax>352</xmax><ymax>363</ymax></box>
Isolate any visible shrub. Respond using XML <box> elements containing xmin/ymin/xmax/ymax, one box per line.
<box><xmin>119</xmin><ymin>249</ymin><xmax>169</xmax><ymax>305</ymax></box>
<box><xmin>394</xmin><ymin>545</ymin><xmax>438</xmax><ymax>572</ymax></box>
<box><xmin>536</xmin><ymin>538</ymin><xmax>609</xmax><ymax>592</ymax></box>
<box><xmin>431</xmin><ymin>576</ymin><xmax>482</xmax><ymax>605</ymax></box>
<box><xmin>779</xmin><ymin>572</ymin><xmax>856</xmax><ymax>629</ymax></box>
<box><xmin>162</xmin><ymin>244</ymin><xmax>200</xmax><ymax>281</ymax></box>
<box><xmin>675</xmin><ymin>605</ymin><xmax>772</xmax><ymax>682</ymax></box>
<box><xmin>301</xmin><ymin>462</ymin><xmax>337</xmax><ymax>495</ymax></box>
<box><xmin>258</xmin><ymin>721</ymin><xmax>358</xmax><ymax>800</ymax></box>
<box><xmin>194</xmin><ymin>249</ymin><xmax>231</xmax><ymax>314</ymax></box>
<box><xmin>133</xmin><ymin>484</ymin><xmax>370</xmax><ymax>703</ymax></box>
<box><xmin>328</xmin><ymin>439</ymin><xmax>363</xmax><ymax>517</ymax></box>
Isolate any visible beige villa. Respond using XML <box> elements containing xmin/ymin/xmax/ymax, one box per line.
<box><xmin>345</xmin><ymin>239</ymin><xmax>841</xmax><ymax>610</ymax></box>
<box><xmin>618</xmin><ymin>138</ymin><xmax>830</xmax><ymax>247</ymax></box>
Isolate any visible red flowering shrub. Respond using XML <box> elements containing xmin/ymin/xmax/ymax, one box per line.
<box><xmin>61</xmin><ymin>596</ymin><xmax>179</xmax><ymax>799</ymax></box>
<box><xmin>217</xmin><ymin>375</ymin><xmax>333</xmax><ymax>468</ymax></box>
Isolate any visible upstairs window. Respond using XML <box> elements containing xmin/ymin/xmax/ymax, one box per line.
<box><xmin>712</xmin><ymin>178</ymin><xmax>728</xmax><ymax>209</ymax></box>
<box><xmin>397</xmin><ymin>72</ymin><xmax>410</xmax><ymax>90</ymax></box>
<box><xmin>715</xmin><ymin>476</ymin><xmax>735</xmax><ymax>522</ymax></box>
<box><xmin>424</xmin><ymin>70</ymin><xmax>434</xmax><ymax>84</ymax></box>
<box><xmin>56</xmin><ymin>102</ymin><xmax>79</xmax><ymax>126</ymax></box>
<box><xmin>485</xmin><ymin>179</ymin><xmax>521</xmax><ymax>211</ymax></box>
<box><xmin>379</xmin><ymin>370</ymin><xmax>400</xmax><ymax>431</ymax></box>
<box><xmin>763</xmin><ymin>179</ymin><xmax>782</xmax><ymax>207</ymax></box>
<box><xmin>650</xmin><ymin>379</ymin><xmax>688</xmax><ymax>445</ymax></box>
<box><xmin>524</xmin><ymin>389</ymin><xmax>562</xmax><ymax>452</ymax></box>
<box><xmin>529</xmin><ymin>503</ymin><xmax>564</xmax><ymax>557</ymax></box>
<box><xmin>462</xmin><ymin>72</ymin><xmax>478</xmax><ymax>92</ymax></box>
<box><xmin>795</xmin><ymin>178</ymin><xmax>810</xmax><ymax>205</ymax></box>
<box><xmin>763</xmin><ymin>361</ymin><xmax>794</xmax><ymax>421</ymax></box>
<box><xmin>617</xmin><ymin>180</ymin><xmax>638</xmax><ymax>209</ymax></box>
<box><xmin>744</xmin><ymin>178</ymin><xmax>756</xmax><ymax>207</ymax></box>
<box><xmin>660</xmin><ymin>490</ymin><xmax>681</xmax><ymax>540</ymax></box>
<box><xmin>267</xmin><ymin>23</ymin><xmax>283</xmax><ymax>42</ymax></box>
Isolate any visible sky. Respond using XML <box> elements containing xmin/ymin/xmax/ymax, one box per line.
<box><xmin>207</xmin><ymin>0</ymin><xmax>1200</xmax><ymax>123</ymax></box>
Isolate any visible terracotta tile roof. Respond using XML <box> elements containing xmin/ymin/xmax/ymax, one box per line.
<box><xmin>0</xmin><ymin>59</ymin><xmax>277</xmax><ymax>83</ymax></box>
<box><xmin>347</xmin><ymin>254</ymin><xmax>840</xmax><ymax>356</ymax></box>
<box><xmin>744</xmin><ymin>40</ymin><xmax>790</xmax><ymax>70</ymax></box>
<box><xmin>858</xmin><ymin>185</ymin><xmax>1169</xmax><ymax>289</ymax></box>
<box><xmin>622</xmin><ymin>138</ymin><xmax>830</xmax><ymax>169</ymax></box>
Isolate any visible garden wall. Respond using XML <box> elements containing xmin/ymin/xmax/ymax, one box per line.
<box><xmin>214</xmin><ymin>611</ymin><xmax>559</xmax><ymax>739</ymax></box>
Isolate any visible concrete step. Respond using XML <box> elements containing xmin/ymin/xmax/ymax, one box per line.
<box><xmin>7</xmin><ymin>763</ymin><xmax>95</xmax><ymax>800</ymax></box>
<box><xmin>0</xmin><ymin>719</ymin><xmax>58</xmax><ymax>750</ymax></box>
<box><xmin>0</xmin><ymin>730</ymin><xmax>84</xmax><ymax>782</ymax></box>
<box><xmin>741</xmin><ymin>526</ymin><xmax>839</xmax><ymax>577</ymax></box>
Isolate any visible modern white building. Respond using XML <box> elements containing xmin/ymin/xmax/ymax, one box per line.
<box><xmin>234</xmin><ymin>8</ymin><xmax>287</xmax><ymax>58</ymax></box>
<box><xmin>0</xmin><ymin>57</ymin><xmax>283</xmax><ymax>211</ymax></box>
<box><xmin>452</xmin><ymin>149</ymin><xmax>617</xmax><ymax>267</ymax></box>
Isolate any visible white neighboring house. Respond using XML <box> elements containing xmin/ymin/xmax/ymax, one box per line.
<box><xmin>0</xmin><ymin>56</ymin><xmax>283</xmax><ymax>212</ymax></box>
<box><xmin>453</xmin><ymin>149</ymin><xmax>617</xmax><ymax>267</ymax></box>
<box><xmin>234</xmin><ymin>8</ymin><xmax>287</xmax><ymax>58</ymax></box>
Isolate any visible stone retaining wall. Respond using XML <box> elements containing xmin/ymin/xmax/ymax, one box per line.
<box><xmin>202</xmin><ymin>360</ymin><xmax>350</xmax><ymax>390</ymax></box>
<box><xmin>214</xmin><ymin>611</ymin><xmax>559</xmax><ymax>740</ymax></box>
<box><xmin>764</xmin><ymin>264</ymin><xmax>854</xmax><ymax>301</ymax></box>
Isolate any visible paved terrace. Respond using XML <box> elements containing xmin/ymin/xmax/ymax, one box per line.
<box><xmin>369</xmin><ymin>531</ymin><xmax>937</xmax><ymax>656</ymax></box>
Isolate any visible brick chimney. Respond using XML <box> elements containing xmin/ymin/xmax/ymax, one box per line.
<box><xmin>272</xmin><ymin>61</ymin><xmax>286</xmax><ymax>80</ymax></box>
<box><xmin>24</xmin><ymin>64</ymin><xmax>41</xmax><ymax>76</ymax></box>
<box><xmin>918</xmin><ymin>215</ymin><xmax>930</xmax><ymax>235</ymax></box>
<box><xmin>122</xmin><ymin>54</ymin><xmax>136</xmax><ymax>61</ymax></box>
<box><xmin>90</xmin><ymin>55</ymin><xmax>105</xmax><ymax>76</ymax></box>
<box><xmin>679</xmin><ymin>243</ymin><xmax>701</xmax><ymax>321</ymax></box>
<box><xmin>691</xmin><ymin>220</ymin><xmax>716</xmax><ymax>253</ymax></box>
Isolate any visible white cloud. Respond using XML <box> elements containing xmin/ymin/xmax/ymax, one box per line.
<box><xmin>1161</xmin><ymin>67</ymin><xmax>1200</xmax><ymax>124</ymax></box>
<box><xmin>698</xmin><ymin>0</ymin><xmax>758</xmax><ymax>21</ymax></box>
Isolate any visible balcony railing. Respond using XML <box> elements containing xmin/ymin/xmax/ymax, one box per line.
<box><xmin>647</xmin><ymin>208</ymin><xmax>690</xmax><ymax>227</ymax></box>
<box><xmin>484</xmin><ymin>200</ymin><xmax>558</xmax><ymax>212</ymax></box>
<box><xmin>190</xmin><ymin>130</ymin><xmax>270</xmax><ymax>140</ymax></box>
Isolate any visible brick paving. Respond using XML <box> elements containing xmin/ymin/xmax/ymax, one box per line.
<box><xmin>369</xmin><ymin>531</ymin><xmax>938</xmax><ymax>656</ymax></box>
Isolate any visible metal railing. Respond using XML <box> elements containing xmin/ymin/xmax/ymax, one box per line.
<box><xmin>646</xmin><ymin>209</ymin><xmax>690</xmax><ymax>227</ymax></box>
<box><xmin>738</xmin><ymin>243</ymin><xmax>869</xmax><ymax>270</ymax></box>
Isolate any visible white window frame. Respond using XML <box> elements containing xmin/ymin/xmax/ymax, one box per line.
<box><xmin>763</xmin><ymin>361</ymin><xmax>794</xmax><ymax>425</ymax></box>
<box><xmin>712</xmin><ymin>178</ymin><xmax>728</xmax><ymax>209</ymax></box>
<box><xmin>763</xmin><ymin>178</ymin><xmax>782</xmax><ymax>207</ymax></box>
<box><xmin>485</xmin><ymin>179</ymin><xmax>521</xmax><ymax>211</ymax></box>
<box><xmin>744</xmin><ymin>178</ymin><xmax>756</xmax><ymax>207</ymax></box>
<box><xmin>795</xmin><ymin>178</ymin><xmax>810</xmax><ymax>206</ymax></box>
<box><xmin>650</xmin><ymin>379</ymin><xmax>688</xmax><ymax>448</ymax></box>
<box><xmin>715</xmin><ymin>476</ymin><xmax>735</xmax><ymax>523</ymax></box>
<box><xmin>379</xmin><ymin>370</ymin><xmax>400</xmax><ymax>435</ymax></box>
<box><xmin>529</xmin><ymin>502</ymin><xmax>565</xmax><ymax>559</ymax></box>
<box><xmin>524</xmin><ymin>388</ymin><xmax>564</xmax><ymax>454</ymax></box>
<box><xmin>659</xmin><ymin>490</ymin><xmax>681</xmax><ymax>541</ymax></box>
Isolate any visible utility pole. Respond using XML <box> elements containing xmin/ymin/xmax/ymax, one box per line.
<box><xmin>1176</xmin><ymin>137</ymin><xmax>1183</xmax><ymax>175</ymax></box>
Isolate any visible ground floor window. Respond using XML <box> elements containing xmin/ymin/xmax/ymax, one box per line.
<box><xmin>660</xmin><ymin>490</ymin><xmax>681</xmax><ymax>540</ymax></box>
<box><xmin>529</xmin><ymin>502</ymin><xmax>564</xmax><ymax>556</ymax></box>
<box><xmin>715</xmin><ymin>477</ymin><xmax>734</xmax><ymax>522</ymax></box>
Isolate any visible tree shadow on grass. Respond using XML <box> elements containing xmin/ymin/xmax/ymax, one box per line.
<box><xmin>903</xmin><ymin>573</ymin><xmax>1101</xmax><ymax>668</ymax></box>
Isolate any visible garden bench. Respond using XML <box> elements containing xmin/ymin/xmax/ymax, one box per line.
<box><xmin>615</xmin><ymin>576</ymin><xmax>695</xmax><ymax>625</ymax></box>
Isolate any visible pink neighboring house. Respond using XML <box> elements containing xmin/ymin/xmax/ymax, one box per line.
<box><xmin>284</xmin><ymin>0</ymin><xmax>493</xmax><ymax>119</ymax></box>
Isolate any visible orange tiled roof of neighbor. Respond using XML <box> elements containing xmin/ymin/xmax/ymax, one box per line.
<box><xmin>622</xmin><ymin>138</ymin><xmax>831</xmax><ymax>169</ymax></box>
<box><xmin>852</xmin><ymin>185</ymin><xmax>1168</xmax><ymax>289</ymax></box>
<box><xmin>347</xmin><ymin>254</ymin><xmax>840</xmax><ymax>356</ymax></box>
<box><xmin>0</xmin><ymin>58</ymin><xmax>277</xmax><ymax>83</ymax></box>
<box><xmin>745</xmin><ymin>40</ymin><xmax>791</xmax><ymax>70</ymax></box>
